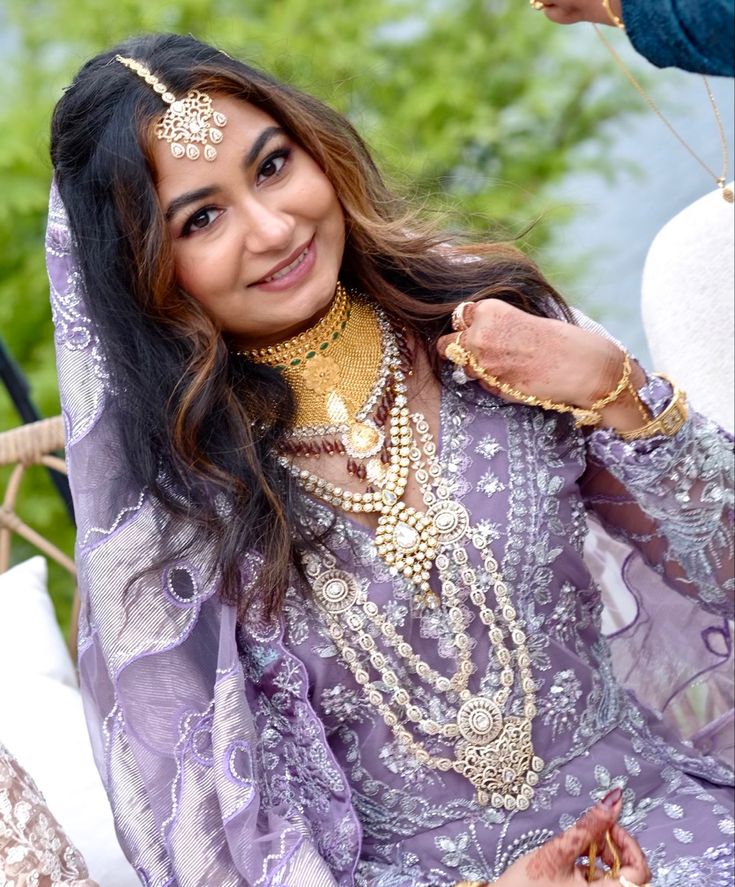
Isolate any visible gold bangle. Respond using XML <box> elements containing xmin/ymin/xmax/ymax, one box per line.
<box><xmin>602</xmin><ymin>0</ymin><xmax>626</xmax><ymax>29</ymax></box>
<box><xmin>444</xmin><ymin>337</ymin><xmax>641</xmax><ymax>430</ymax></box>
<box><xmin>617</xmin><ymin>377</ymin><xmax>688</xmax><ymax>441</ymax></box>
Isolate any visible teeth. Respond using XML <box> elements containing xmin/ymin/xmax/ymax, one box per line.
<box><xmin>264</xmin><ymin>245</ymin><xmax>309</xmax><ymax>282</ymax></box>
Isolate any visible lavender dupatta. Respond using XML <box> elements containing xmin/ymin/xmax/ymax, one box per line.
<box><xmin>47</xmin><ymin>182</ymin><xmax>359</xmax><ymax>884</ymax></box>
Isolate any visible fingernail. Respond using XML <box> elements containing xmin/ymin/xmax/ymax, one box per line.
<box><xmin>602</xmin><ymin>787</ymin><xmax>622</xmax><ymax>807</ymax></box>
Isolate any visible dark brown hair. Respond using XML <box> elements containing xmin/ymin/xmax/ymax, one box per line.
<box><xmin>50</xmin><ymin>33</ymin><xmax>570</xmax><ymax>618</ymax></box>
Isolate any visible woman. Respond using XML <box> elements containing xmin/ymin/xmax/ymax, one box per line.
<box><xmin>47</xmin><ymin>33</ymin><xmax>733</xmax><ymax>886</ymax></box>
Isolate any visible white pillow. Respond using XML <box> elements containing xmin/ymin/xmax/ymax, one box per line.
<box><xmin>0</xmin><ymin>556</ymin><xmax>77</xmax><ymax>689</ymax></box>
<box><xmin>0</xmin><ymin>557</ymin><xmax>140</xmax><ymax>887</ymax></box>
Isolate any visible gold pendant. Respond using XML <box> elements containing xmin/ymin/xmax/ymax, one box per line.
<box><xmin>427</xmin><ymin>500</ymin><xmax>470</xmax><ymax>544</ymax></box>
<box><xmin>326</xmin><ymin>390</ymin><xmax>386</xmax><ymax>459</ymax></box>
<box><xmin>313</xmin><ymin>569</ymin><xmax>360</xmax><ymax>613</ymax></box>
<box><xmin>374</xmin><ymin>499</ymin><xmax>439</xmax><ymax>588</ymax></box>
<box><xmin>343</xmin><ymin>419</ymin><xmax>385</xmax><ymax>459</ymax></box>
<box><xmin>455</xmin><ymin>718</ymin><xmax>543</xmax><ymax>811</ymax></box>
<box><xmin>457</xmin><ymin>695</ymin><xmax>503</xmax><ymax>744</ymax></box>
<box><xmin>366</xmin><ymin>457</ymin><xmax>388</xmax><ymax>486</ymax></box>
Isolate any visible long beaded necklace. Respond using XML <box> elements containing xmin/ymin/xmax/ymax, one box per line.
<box><xmin>269</xmin><ymin>293</ymin><xmax>544</xmax><ymax>810</ymax></box>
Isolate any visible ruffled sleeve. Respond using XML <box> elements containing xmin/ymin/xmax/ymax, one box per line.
<box><xmin>582</xmin><ymin>374</ymin><xmax>734</xmax><ymax>617</ymax></box>
<box><xmin>579</xmin><ymin>370</ymin><xmax>733</xmax><ymax>768</ymax></box>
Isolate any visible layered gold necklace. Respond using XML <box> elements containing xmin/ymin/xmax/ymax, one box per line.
<box><xmin>246</xmin><ymin>287</ymin><xmax>543</xmax><ymax>810</ymax></box>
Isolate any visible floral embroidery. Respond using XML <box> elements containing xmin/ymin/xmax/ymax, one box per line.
<box><xmin>277</xmin><ymin>373</ymin><xmax>734</xmax><ymax>885</ymax></box>
<box><xmin>539</xmin><ymin>670</ymin><xmax>583</xmax><ymax>739</ymax></box>
<box><xmin>0</xmin><ymin>742</ymin><xmax>93</xmax><ymax>885</ymax></box>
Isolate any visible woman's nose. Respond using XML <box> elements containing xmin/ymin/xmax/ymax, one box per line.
<box><xmin>241</xmin><ymin>199</ymin><xmax>294</xmax><ymax>254</ymax></box>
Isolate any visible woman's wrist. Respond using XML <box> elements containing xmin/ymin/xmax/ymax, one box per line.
<box><xmin>570</xmin><ymin>343</ymin><xmax>651</xmax><ymax>433</ymax></box>
<box><xmin>596</xmin><ymin>359</ymin><xmax>651</xmax><ymax>432</ymax></box>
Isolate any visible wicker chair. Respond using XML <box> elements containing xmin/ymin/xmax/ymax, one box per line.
<box><xmin>0</xmin><ymin>415</ymin><xmax>78</xmax><ymax>653</ymax></box>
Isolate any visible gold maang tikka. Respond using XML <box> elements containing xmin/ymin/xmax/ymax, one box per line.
<box><xmin>115</xmin><ymin>55</ymin><xmax>227</xmax><ymax>161</ymax></box>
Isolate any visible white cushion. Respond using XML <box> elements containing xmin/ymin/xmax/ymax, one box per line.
<box><xmin>0</xmin><ymin>556</ymin><xmax>76</xmax><ymax>689</ymax></box>
<box><xmin>0</xmin><ymin>557</ymin><xmax>139</xmax><ymax>887</ymax></box>
<box><xmin>641</xmin><ymin>182</ymin><xmax>735</xmax><ymax>433</ymax></box>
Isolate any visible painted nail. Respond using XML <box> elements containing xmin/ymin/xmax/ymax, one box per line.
<box><xmin>602</xmin><ymin>787</ymin><xmax>623</xmax><ymax>807</ymax></box>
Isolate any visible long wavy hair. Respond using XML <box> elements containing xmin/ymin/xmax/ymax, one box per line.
<box><xmin>51</xmin><ymin>33</ymin><xmax>570</xmax><ymax>618</ymax></box>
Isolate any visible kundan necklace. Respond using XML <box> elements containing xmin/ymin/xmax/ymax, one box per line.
<box><xmin>249</xmin><ymin>288</ymin><xmax>544</xmax><ymax>810</ymax></box>
<box><xmin>594</xmin><ymin>24</ymin><xmax>734</xmax><ymax>203</ymax></box>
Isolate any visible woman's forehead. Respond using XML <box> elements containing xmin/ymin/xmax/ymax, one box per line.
<box><xmin>152</xmin><ymin>96</ymin><xmax>281</xmax><ymax>194</ymax></box>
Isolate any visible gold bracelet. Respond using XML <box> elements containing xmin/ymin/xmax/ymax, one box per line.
<box><xmin>601</xmin><ymin>0</ymin><xmax>626</xmax><ymax>29</ymax></box>
<box><xmin>626</xmin><ymin>378</ymin><xmax>651</xmax><ymax>424</ymax></box>
<box><xmin>589</xmin><ymin>351</ymin><xmax>632</xmax><ymax>413</ymax></box>
<box><xmin>617</xmin><ymin>376</ymin><xmax>688</xmax><ymax>440</ymax></box>
<box><xmin>456</xmin><ymin>882</ymin><xmax>490</xmax><ymax>887</ymax></box>
<box><xmin>444</xmin><ymin>335</ymin><xmax>636</xmax><ymax>429</ymax></box>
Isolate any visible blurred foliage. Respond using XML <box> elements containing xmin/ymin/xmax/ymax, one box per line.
<box><xmin>0</xmin><ymin>0</ymin><xmax>640</xmax><ymax>635</ymax></box>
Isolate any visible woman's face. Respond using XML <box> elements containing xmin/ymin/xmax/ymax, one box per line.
<box><xmin>154</xmin><ymin>96</ymin><xmax>346</xmax><ymax>348</ymax></box>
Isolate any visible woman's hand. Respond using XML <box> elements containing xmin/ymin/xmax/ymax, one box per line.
<box><xmin>437</xmin><ymin>299</ymin><xmax>647</xmax><ymax>433</ymax></box>
<box><xmin>531</xmin><ymin>0</ymin><xmax>624</xmax><ymax>26</ymax></box>
<box><xmin>489</xmin><ymin>789</ymin><xmax>651</xmax><ymax>885</ymax></box>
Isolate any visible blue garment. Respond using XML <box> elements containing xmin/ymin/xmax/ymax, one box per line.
<box><xmin>621</xmin><ymin>0</ymin><xmax>734</xmax><ymax>76</ymax></box>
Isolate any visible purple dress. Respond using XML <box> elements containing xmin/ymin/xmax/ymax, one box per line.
<box><xmin>47</xmin><ymin>182</ymin><xmax>734</xmax><ymax>886</ymax></box>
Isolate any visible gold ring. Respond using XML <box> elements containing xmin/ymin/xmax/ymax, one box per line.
<box><xmin>530</xmin><ymin>0</ymin><xmax>545</xmax><ymax>9</ymax></box>
<box><xmin>445</xmin><ymin>331</ymin><xmax>469</xmax><ymax>367</ymax></box>
<box><xmin>451</xmin><ymin>301</ymin><xmax>473</xmax><ymax>332</ymax></box>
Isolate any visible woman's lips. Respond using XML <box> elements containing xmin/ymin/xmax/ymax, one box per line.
<box><xmin>252</xmin><ymin>237</ymin><xmax>316</xmax><ymax>291</ymax></box>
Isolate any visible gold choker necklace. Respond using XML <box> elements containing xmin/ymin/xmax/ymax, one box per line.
<box><xmin>241</xmin><ymin>283</ymin><xmax>350</xmax><ymax>368</ymax></box>
<box><xmin>243</xmin><ymin>285</ymin><xmax>396</xmax><ymax>467</ymax></box>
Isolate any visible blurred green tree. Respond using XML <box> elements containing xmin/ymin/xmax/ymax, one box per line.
<box><xmin>0</xmin><ymin>0</ymin><xmax>636</xmax><ymax>633</ymax></box>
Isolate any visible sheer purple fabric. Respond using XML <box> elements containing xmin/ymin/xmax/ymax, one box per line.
<box><xmin>47</xmin><ymin>181</ymin><xmax>352</xmax><ymax>885</ymax></box>
<box><xmin>47</xmin><ymin>180</ymin><xmax>734</xmax><ymax>886</ymax></box>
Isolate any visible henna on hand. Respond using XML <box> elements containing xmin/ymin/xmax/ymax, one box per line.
<box><xmin>602</xmin><ymin>823</ymin><xmax>653</xmax><ymax>884</ymax></box>
<box><xmin>526</xmin><ymin>792</ymin><xmax>622</xmax><ymax>880</ymax></box>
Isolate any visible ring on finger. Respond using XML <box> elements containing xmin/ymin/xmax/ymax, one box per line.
<box><xmin>529</xmin><ymin>0</ymin><xmax>545</xmax><ymax>9</ymax></box>
<box><xmin>445</xmin><ymin>330</ymin><xmax>470</xmax><ymax>367</ymax></box>
<box><xmin>451</xmin><ymin>301</ymin><xmax>473</xmax><ymax>332</ymax></box>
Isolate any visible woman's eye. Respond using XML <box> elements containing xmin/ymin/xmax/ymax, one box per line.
<box><xmin>257</xmin><ymin>149</ymin><xmax>290</xmax><ymax>184</ymax></box>
<box><xmin>182</xmin><ymin>207</ymin><xmax>219</xmax><ymax>236</ymax></box>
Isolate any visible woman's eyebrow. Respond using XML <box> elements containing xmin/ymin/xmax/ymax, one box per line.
<box><xmin>164</xmin><ymin>186</ymin><xmax>218</xmax><ymax>222</ymax></box>
<box><xmin>243</xmin><ymin>126</ymin><xmax>285</xmax><ymax>169</ymax></box>
<box><xmin>164</xmin><ymin>126</ymin><xmax>287</xmax><ymax>222</ymax></box>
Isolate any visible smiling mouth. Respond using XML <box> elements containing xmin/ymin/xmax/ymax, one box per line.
<box><xmin>258</xmin><ymin>239</ymin><xmax>313</xmax><ymax>284</ymax></box>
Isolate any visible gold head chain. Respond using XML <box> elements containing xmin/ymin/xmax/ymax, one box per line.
<box><xmin>115</xmin><ymin>55</ymin><xmax>227</xmax><ymax>161</ymax></box>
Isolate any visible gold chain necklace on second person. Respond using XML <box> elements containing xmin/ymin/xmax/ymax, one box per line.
<box><xmin>594</xmin><ymin>24</ymin><xmax>734</xmax><ymax>203</ymax></box>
